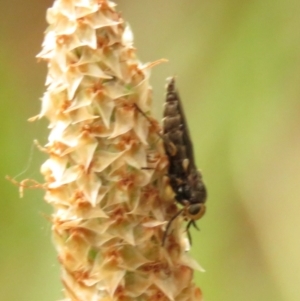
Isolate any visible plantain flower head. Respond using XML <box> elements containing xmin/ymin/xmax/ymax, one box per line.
<box><xmin>35</xmin><ymin>0</ymin><xmax>203</xmax><ymax>300</ymax></box>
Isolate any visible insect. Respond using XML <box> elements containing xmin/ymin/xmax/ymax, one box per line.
<box><xmin>161</xmin><ymin>77</ymin><xmax>207</xmax><ymax>244</ymax></box>
<box><xmin>134</xmin><ymin>77</ymin><xmax>207</xmax><ymax>245</ymax></box>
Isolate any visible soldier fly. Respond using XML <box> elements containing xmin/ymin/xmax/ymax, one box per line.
<box><xmin>134</xmin><ymin>77</ymin><xmax>207</xmax><ymax>245</ymax></box>
<box><xmin>162</xmin><ymin>77</ymin><xmax>207</xmax><ymax>245</ymax></box>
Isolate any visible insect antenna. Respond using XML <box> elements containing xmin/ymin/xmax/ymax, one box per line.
<box><xmin>192</xmin><ymin>220</ymin><xmax>200</xmax><ymax>231</ymax></box>
<box><xmin>186</xmin><ymin>220</ymin><xmax>194</xmax><ymax>245</ymax></box>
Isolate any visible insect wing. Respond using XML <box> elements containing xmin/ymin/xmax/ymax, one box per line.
<box><xmin>165</xmin><ymin>77</ymin><xmax>196</xmax><ymax>171</ymax></box>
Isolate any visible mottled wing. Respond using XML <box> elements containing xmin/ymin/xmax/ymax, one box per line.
<box><xmin>165</xmin><ymin>77</ymin><xmax>197</xmax><ymax>170</ymax></box>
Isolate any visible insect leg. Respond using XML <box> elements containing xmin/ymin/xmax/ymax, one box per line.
<box><xmin>133</xmin><ymin>104</ymin><xmax>164</xmax><ymax>140</ymax></box>
<box><xmin>162</xmin><ymin>208</ymin><xmax>184</xmax><ymax>246</ymax></box>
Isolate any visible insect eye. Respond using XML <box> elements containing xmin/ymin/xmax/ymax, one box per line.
<box><xmin>186</xmin><ymin>204</ymin><xmax>206</xmax><ymax>220</ymax></box>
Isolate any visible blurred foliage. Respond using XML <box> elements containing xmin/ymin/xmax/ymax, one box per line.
<box><xmin>1</xmin><ymin>1</ymin><xmax>300</xmax><ymax>301</ymax></box>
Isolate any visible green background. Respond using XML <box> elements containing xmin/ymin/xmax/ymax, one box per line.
<box><xmin>1</xmin><ymin>1</ymin><xmax>300</xmax><ymax>300</ymax></box>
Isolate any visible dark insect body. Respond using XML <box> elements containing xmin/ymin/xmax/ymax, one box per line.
<box><xmin>162</xmin><ymin>77</ymin><xmax>207</xmax><ymax>245</ymax></box>
<box><xmin>134</xmin><ymin>77</ymin><xmax>207</xmax><ymax>245</ymax></box>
